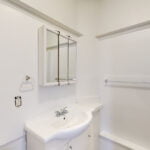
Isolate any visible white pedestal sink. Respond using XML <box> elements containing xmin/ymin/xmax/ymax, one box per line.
<box><xmin>25</xmin><ymin>106</ymin><xmax>92</xmax><ymax>150</ymax></box>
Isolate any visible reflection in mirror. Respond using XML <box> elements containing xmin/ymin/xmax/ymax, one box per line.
<box><xmin>46</xmin><ymin>30</ymin><xmax>58</xmax><ymax>83</ymax></box>
<box><xmin>69</xmin><ymin>40</ymin><xmax>77</xmax><ymax>81</ymax></box>
<box><xmin>59</xmin><ymin>35</ymin><xmax>68</xmax><ymax>83</ymax></box>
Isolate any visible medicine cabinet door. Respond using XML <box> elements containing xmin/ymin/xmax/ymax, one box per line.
<box><xmin>59</xmin><ymin>35</ymin><xmax>68</xmax><ymax>84</ymax></box>
<box><xmin>69</xmin><ymin>40</ymin><xmax>77</xmax><ymax>83</ymax></box>
<box><xmin>46</xmin><ymin>29</ymin><xmax>58</xmax><ymax>84</ymax></box>
<box><xmin>38</xmin><ymin>26</ymin><xmax>77</xmax><ymax>86</ymax></box>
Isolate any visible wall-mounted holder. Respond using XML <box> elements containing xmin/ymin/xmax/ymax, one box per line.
<box><xmin>14</xmin><ymin>96</ymin><xmax>22</xmax><ymax>107</ymax></box>
<box><xmin>20</xmin><ymin>75</ymin><xmax>34</xmax><ymax>92</ymax></box>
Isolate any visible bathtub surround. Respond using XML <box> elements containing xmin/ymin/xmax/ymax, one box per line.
<box><xmin>98</xmin><ymin>28</ymin><xmax>150</xmax><ymax>150</ymax></box>
<box><xmin>100</xmin><ymin>131</ymin><xmax>148</xmax><ymax>150</ymax></box>
<box><xmin>97</xmin><ymin>0</ymin><xmax>150</xmax><ymax>149</ymax></box>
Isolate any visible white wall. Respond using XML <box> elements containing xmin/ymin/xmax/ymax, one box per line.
<box><xmin>0</xmin><ymin>1</ymin><xmax>99</xmax><ymax>149</ymax></box>
<box><xmin>0</xmin><ymin>1</ymin><xmax>76</xmax><ymax>148</ymax></box>
<box><xmin>20</xmin><ymin>0</ymin><xmax>78</xmax><ymax>30</ymax></box>
<box><xmin>76</xmin><ymin>0</ymin><xmax>100</xmax><ymax>98</ymax></box>
<box><xmin>1</xmin><ymin>138</ymin><xmax>26</xmax><ymax>150</ymax></box>
<box><xmin>97</xmin><ymin>0</ymin><xmax>150</xmax><ymax>34</ymax></box>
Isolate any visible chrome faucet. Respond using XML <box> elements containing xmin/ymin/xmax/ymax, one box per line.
<box><xmin>55</xmin><ymin>107</ymin><xmax>68</xmax><ymax>117</ymax></box>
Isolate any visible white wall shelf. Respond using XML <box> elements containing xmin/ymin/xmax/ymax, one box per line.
<box><xmin>96</xmin><ymin>20</ymin><xmax>150</xmax><ymax>40</ymax></box>
<box><xmin>7</xmin><ymin>0</ymin><xmax>83</xmax><ymax>37</ymax></box>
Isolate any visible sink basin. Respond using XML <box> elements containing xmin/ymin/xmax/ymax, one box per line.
<box><xmin>25</xmin><ymin>106</ymin><xmax>92</xmax><ymax>143</ymax></box>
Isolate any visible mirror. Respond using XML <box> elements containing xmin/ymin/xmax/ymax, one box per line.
<box><xmin>69</xmin><ymin>40</ymin><xmax>77</xmax><ymax>82</ymax></box>
<box><xmin>46</xmin><ymin>30</ymin><xmax>58</xmax><ymax>83</ymax></box>
<box><xmin>38</xmin><ymin>26</ymin><xmax>77</xmax><ymax>86</ymax></box>
<box><xmin>59</xmin><ymin>35</ymin><xmax>68</xmax><ymax>83</ymax></box>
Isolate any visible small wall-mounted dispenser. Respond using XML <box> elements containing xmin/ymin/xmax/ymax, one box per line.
<box><xmin>14</xmin><ymin>96</ymin><xmax>22</xmax><ymax>107</ymax></box>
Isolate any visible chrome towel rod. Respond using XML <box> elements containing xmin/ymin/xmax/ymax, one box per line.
<box><xmin>104</xmin><ymin>78</ymin><xmax>150</xmax><ymax>88</ymax></box>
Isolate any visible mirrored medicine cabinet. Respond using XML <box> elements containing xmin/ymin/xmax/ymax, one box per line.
<box><xmin>38</xmin><ymin>26</ymin><xmax>77</xmax><ymax>86</ymax></box>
